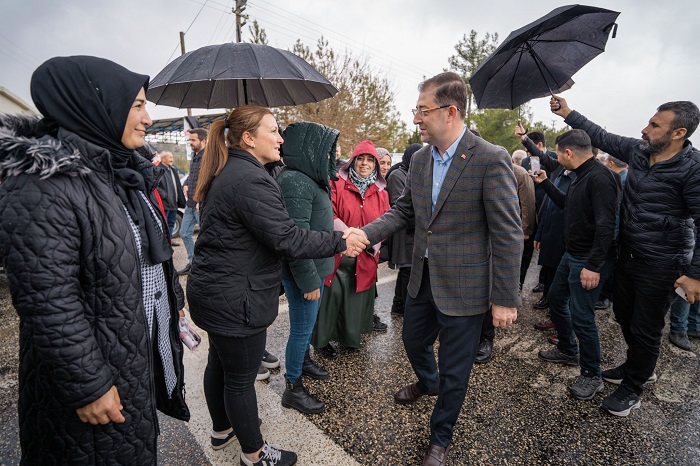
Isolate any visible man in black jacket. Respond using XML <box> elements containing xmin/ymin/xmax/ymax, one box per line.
<box><xmin>551</xmin><ymin>96</ymin><xmax>700</xmax><ymax>417</ymax></box>
<box><xmin>534</xmin><ymin>130</ymin><xmax>618</xmax><ymax>402</ymax></box>
<box><xmin>157</xmin><ymin>151</ymin><xmax>186</xmax><ymax>237</ymax></box>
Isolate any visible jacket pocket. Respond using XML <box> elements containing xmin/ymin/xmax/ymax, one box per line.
<box><xmin>245</xmin><ymin>270</ymin><xmax>283</xmax><ymax>328</ymax></box>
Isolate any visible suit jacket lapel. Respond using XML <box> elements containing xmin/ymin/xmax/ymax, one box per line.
<box><xmin>430</xmin><ymin>130</ymin><xmax>475</xmax><ymax>224</ymax></box>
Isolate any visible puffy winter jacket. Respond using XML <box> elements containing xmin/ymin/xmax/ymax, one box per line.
<box><xmin>277</xmin><ymin>122</ymin><xmax>338</xmax><ymax>293</ymax></box>
<box><xmin>186</xmin><ymin>149</ymin><xmax>346</xmax><ymax>338</ymax></box>
<box><xmin>0</xmin><ymin>115</ymin><xmax>189</xmax><ymax>465</ymax></box>
<box><xmin>566</xmin><ymin>110</ymin><xmax>700</xmax><ymax>275</ymax></box>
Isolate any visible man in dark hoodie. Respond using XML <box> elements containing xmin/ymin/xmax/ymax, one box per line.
<box><xmin>276</xmin><ymin>121</ymin><xmax>340</xmax><ymax>414</ymax></box>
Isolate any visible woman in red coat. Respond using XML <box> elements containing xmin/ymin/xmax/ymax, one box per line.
<box><xmin>312</xmin><ymin>140</ymin><xmax>390</xmax><ymax>358</ymax></box>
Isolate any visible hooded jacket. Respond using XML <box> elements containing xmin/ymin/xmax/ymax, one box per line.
<box><xmin>0</xmin><ymin>115</ymin><xmax>189</xmax><ymax>465</ymax></box>
<box><xmin>325</xmin><ymin>149</ymin><xmax>390</xmax><ymax>292</ymax></box>
<box><xmin>277</xmin><ymin>122</ymin><xmax>338</xmax><ymax>293</ymax></box>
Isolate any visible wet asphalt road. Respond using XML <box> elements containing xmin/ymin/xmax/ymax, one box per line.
<box><xmin>1</xmin><ymin>247</ymin><xmax>700</xmax><ymax>465</ymax></box>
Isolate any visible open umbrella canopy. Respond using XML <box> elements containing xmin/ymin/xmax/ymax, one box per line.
<box><xmin>470</xmin><ymin>4</ymin><xmax>620</xmax><ymax>110</ymax></box>
<box><xmin>147</xmin><ymin>42</ymin><xmax>339</xmax><ymax>109</ymax></box>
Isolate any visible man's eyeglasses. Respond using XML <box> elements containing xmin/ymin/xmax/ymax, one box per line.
<box><xmin>411</xmin><ymin>104</ymin><xmax>458</xmax><ymax>117</ymax></box>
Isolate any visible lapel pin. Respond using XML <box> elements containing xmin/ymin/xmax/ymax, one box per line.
<box><xmin>461</xmin><ymin>154</ymin><xmax>467</xmax><ymax>159</ymax></box>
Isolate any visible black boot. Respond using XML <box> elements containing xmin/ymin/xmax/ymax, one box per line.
<box><xmin>302</xmin><ymin>349</ymin><xmax>329</xmax><ymax>380</ymax></box>
<box><xmin>281</xmin><ymin>378</ymin><xmax>325</xmax><ymax>414</ymax></box>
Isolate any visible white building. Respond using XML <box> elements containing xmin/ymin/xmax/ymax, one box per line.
<box><xmin>0</xmin><ymin>87</ymin><xmax>37</xmax><ymax>115</ymax></box>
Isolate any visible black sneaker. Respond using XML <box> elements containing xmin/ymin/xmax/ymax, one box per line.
<box><xmin>602</xmin><ymin>364</ymin><xmax>657</xmax><ymax>385</ymax></box>
<box><xmin>211</xmin><ymin>429</ymin><xmax>236</xmax><ymax>450</ymax></box>
<box><xmin>569</xmin><ymin>375</ymin><xmax>604</xmax><ymax>400</ymax></box>
<box><xmin>601</xmin><ymin>385</ymin><xmax>641</xmax><ymax>417</ymax></box>
<box><xmin>262</xmin><ymin>350</ymin><xmax>280</xmax><ymax>369</ymax></box>
<box><xmin>538</xmin><ymin>347</ymin><xmax>579</xmax><ymax>366</ymax></box>
<box><xmin>240</xmin><ymin>441</ymin><xmax>297</xmax><ymax>466</ymax></box>
<box><xmin>256</xmin><ymin>366</ymin><xmax>270</xmax><ymax>381</ymax></box>
<box><xmin>373</xmin><ymin>314</ymin><xmax>388</xmax><ymax>332</ymax></box>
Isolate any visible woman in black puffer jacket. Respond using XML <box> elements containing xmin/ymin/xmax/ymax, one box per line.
<box><xmin>0</xmin><ymin>56</ymin><xmax>189</xmax><ymax>465</ymax></box>
<box><xmin>186</xmin><ymin>106</ymin><xmax>363</xmax><ymax>466</ymax></box>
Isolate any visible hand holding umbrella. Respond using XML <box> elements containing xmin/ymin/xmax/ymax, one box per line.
<box><xmin>550</xmin><ymin>94</ymin><xmax>572</xmax><ymax>118</ymax></box>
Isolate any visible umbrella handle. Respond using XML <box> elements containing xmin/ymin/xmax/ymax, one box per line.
<box><xmin>550</xmin><ymin>93</ymin><xmax>561</xmax><ymax>111</ymax></box>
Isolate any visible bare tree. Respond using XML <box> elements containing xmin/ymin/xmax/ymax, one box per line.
<box><xmin>265</xmin><ymin>37</ymin><xmax>409</xmax><ymax>152</ymax></box>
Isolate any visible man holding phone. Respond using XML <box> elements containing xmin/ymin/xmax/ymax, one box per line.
<box><xmin>550</xmin><ymin>96</ymin><xmax>700</xmax><ymax>417</ymax></box>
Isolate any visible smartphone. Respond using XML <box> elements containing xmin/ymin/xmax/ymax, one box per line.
<box><xmin>676</xmin><ymin>286</ymin><xmax>688</xmax><ymax>302</ymax></box>
<box><xmin>530</xmin><ymin>156</ymin><xmax>541</xmax><ymax>174</ymax></box>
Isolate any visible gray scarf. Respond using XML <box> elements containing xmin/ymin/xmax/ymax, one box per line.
<box><xmin>348</xmin><ymin>165</ymin><xmax>377</xmax><ymax>197</ymax></box>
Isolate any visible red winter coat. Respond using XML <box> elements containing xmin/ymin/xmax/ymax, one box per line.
<box><xmin>325</xmin><ymin>167</ymin><xmax>390</xmax><ymax>292</ymax></box>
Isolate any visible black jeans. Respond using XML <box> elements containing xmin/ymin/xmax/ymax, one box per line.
<box><xmin>480</xmin><ymin>307</ymin><xmax>494</xmax><ymax>341</ymax></box>
<box><xmin>613</xmin><ymin>251</ymin><xmax>681</xmax><ymax>392</ymax></box>
<box><xmin>403</xmin><ymin>263</ymin><xmax>484</xmax><ymax>447</ymax></box>
<box><xmin>392</xmin><ymin>267</ymin><xmax>411</xmax><ymax>313</ymax></box>
<box><xmin>204</xmin><ymin>330</ymin><xmax>266</xmax><ymax>454</ymax></box>
<box><xmin>520</xmin><ymin>236</ymin><xmax>535</xmax><ymax>286</ymax></box>
<box><xmin>540</xmin><ymin>265</ymin><xmax>557</xmax><ymax>298</ymax></box>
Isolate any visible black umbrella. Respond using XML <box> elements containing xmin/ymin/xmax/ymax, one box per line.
<box><xmin>147</xmin><ymin>43</ymin><xmax>338</xmax><ymax>109</ymax></box>
<box><xmin>470</xmin><ymin>4</ymin><xmax>620</xmax><ymax>110</ymax></box>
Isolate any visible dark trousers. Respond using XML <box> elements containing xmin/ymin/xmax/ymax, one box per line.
<box><xmin>392</xmin><ymin>267</ymin><xmax>411</xmax><ymax>314</ymax></box>
<box><xmin>165</xmin><ymin>209</ymin><xmax>178</xmax><ymax>236</ymax></box>
<box><xmin>540</xmin><ymin>265</ymin><xmax>557</xmax><ymax>298</ymax></box>
<box><xmin>520</xmin><ymin>236</ymin><xmax>535</xmax><ymax>286</ymax></box>
<box><xmin>613</xmin><ymin>251</ymin><xmax>681</xmax><ymax>392</ymax></box>
<box><xmin>204</xmin><ymin>331</ymin><xmax>266</xmax><ymax>454</ymax></box>
<box><xmin>403</xmin><ymin>263</ymin><xmax>484</xmax><ymax>447</ymax></box>
<box><xmin>548</xmin><ymin>252</ymin><xmax>613</xmax><ymax>377</ymax></box>
<box><xmin>480</xmin><ymin>307</ymin><xmax>494</xmax><ymax>341</ymax></box>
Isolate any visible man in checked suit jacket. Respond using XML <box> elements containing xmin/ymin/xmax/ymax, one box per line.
<box><xmin>350</xmin><ymin>72</ymin><xmax>523</xmax><ymax>466</ymax></box>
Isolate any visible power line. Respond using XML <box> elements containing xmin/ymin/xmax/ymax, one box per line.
<box><xmin>165</xmin><ymin>0</ymin><xmax>215</xmax><ymax>66</ymax></box>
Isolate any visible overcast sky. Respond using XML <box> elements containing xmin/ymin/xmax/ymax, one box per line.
<box><xmin>3</xmin><ymin>0</ymin><xmax>699</xmax><ymax>142</ymax></box>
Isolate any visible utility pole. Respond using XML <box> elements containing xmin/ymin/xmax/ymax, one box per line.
<box><xmin>234</xmin><ymin>0</ymin><xmax>248</xmax><ymax>43</ymax></box>
<box><xmin>179</xmin><ymin>31</ymin><xmax>192</xmax><ymax>117</ymax></box>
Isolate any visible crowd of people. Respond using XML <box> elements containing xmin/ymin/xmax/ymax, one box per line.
<box><xmin>1</xmin><ymin>54</ymin><xmax>699</xmax><ymax>466</ymax></box>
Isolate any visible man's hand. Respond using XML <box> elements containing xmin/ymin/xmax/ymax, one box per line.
<box><xmin>492</xmin><ymin>304</ymin><xmax>517</xmax><ymax>327</ymax></box>
<box><xmin>675</xmin><ymin>275</ymin><xmax>700</xmax><ymax>304</ymax></box>
<box><xmin>183</xmin><ymin>185</ymin><xmax>189</xmax><ymax>198</ymax></box>
<box><xmin>550</xmin><ymin>94</ymin><xmax>572</xmax><ymax>119</ymax></box>
<box><xmin>76</xmin><ymin>386</ymin><xmax>125</xmax><ymax>425</ymax></box>
<box><xmin>534</xmin><ymin>240</ymin><xmax>540</xmax><ymax>251</ymax></box>
<box><xmin>580</xmin><ymin>268</ymin><xmax>600</xmax><ymax>290</ymax></box>
<box><xmin>304</xmin><ymin>288</ymin><xmax>321</xmax><ymax>301</ymax></box>
<box><xmin>530</xmin><ymin>169</ymin><xmax>547</xmax><ymax>184</ymax></box>
<box><xmin>342</xmin><ymin>228</ymin><xmax>370</xmax><ymax>257</ymax></box>
<box><xmin>515</xmin><ymin>123</ymin><xmax>527</xmax><ymax>140</ymax></box>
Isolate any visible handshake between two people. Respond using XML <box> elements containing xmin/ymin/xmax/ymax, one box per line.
<box><xmin>341</xmin><ymin>227</ymin><xmax>371</xmax><ymax>257</ymax></box>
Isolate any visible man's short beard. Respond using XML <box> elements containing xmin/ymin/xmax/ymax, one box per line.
<box><xmin>640</xmin><ymin>132</ymin><xmax>672</xmax><ymax>155</ymax></box>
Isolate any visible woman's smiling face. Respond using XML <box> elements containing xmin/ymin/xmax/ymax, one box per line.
<box><xmin>354</xmin><ymin>154</ymin><xmax>375</xmax><ymax>178</ymax></box>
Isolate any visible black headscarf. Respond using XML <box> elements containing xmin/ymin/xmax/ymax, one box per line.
<box><xmin>30</xmin><ymin>56</ymin><xmax>171</xmax><ymax>265</ymax></box>
<box><xmin>385</xmin><ymin>143</ymin><xmax>422</xmax><ymax>181</ymax></box>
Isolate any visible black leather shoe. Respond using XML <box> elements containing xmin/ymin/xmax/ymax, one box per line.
<box><xmin>532</xmin><ymin>283</ymin><xmax>545</xmax><ymax>293</ymax></box>
<box><xmin>302</xmin><ymin>349</ymin><xmax>329</xmax><ymax>380</ymax></box>
<box><xmin>373</xmin><ymin>314</ymin><xmax>388</xmax><ymax>331</ymax></box>
<box><xmin>533</xmin><ymin>297</ymin><xmax>549</xmax><ymax>309</ymax></box>
<box><xmin>281</xmin><ymin>378</ymin><xmax>325</xmax><ymax>414</ymax></box>
<box><xmin>474</xmin><ymin>339</ymin><xmax>493</xmax><ymax>364</ymax></box>
<box><xmin>318</xmin><ymin>344</ymin><xmax>337</xmax><ymax>359</ymax></box>
<box><xmin>177</xmin><ymin>263</ymin><xmax>191</xmax><ymax>275</ymax></box>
